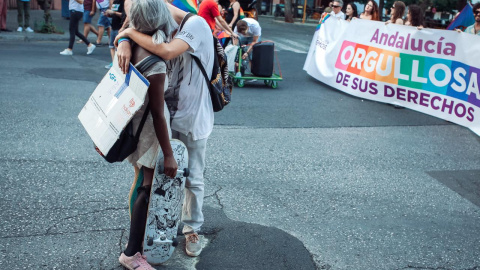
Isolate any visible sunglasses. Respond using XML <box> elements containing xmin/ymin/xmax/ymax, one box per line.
<box><xmin>332</xmin><ymin>5</ymin><xmax>341</xmax><ymax>8</ymax></box>
<box><xmin>474</xmin><ymin>11</ymin><xmax>480</xmax><ymax>15</ymax></box>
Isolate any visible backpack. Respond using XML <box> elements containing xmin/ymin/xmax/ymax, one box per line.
<box><xmin>96</xmin><ymin>55</ymin><xmax>163</xmax><ymax>163</ymax></box>
<box><xmin>180</xmin><ymin>13</ymin><xmax>233</xmax><ymax>112</ymax></box>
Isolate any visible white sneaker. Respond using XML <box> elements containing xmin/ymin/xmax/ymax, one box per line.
<box><xmin>185</xmin><ymin>233</ymin><xmax>202</xmax><ymax>257</ymax></box>
<box><xmin>25</xmin><ymin>27</ymin><xmax>34</xmax><ymax>33</ymax></box>
<box><xmin>60</xmin><ymin>49</ymin><xmax>73</xmax><ymax>56</ymax></box>
<box><xmin>17</xmin><ymin>27</ymin><xmax>23</xmax><ymax>32</ymax></box>
<box><xmin>87</xmin><ymin>44</ymin><xmax>96</xmax><ymax>55</ymax></box>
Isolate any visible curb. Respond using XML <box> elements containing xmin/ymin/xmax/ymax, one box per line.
<box><xmin>0</xmin><ymin>32</ymin><xmax>69</xmax><ymax>42</ymax></box>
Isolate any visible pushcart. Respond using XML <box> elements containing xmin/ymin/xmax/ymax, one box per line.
<box><xmin>228</xmin><ymin>42</ymin><xmax>283</xmax><ymax>89</ymax></box>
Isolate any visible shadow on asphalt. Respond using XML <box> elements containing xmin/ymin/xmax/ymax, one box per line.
<box><xmin>428</xmin><ymin>170</ymin><xmax>480</xmax><ymax>208</ymax></box>
<box><xmin>195</xmin><ymin>206</ymin><xmax>317</xmax><ymax>270</ymax></box>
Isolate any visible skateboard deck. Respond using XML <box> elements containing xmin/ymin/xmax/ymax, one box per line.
<box><xmin>143</xmin><ymin>139</ymin><xmax>189</xmax><ymax>265</ymax></box>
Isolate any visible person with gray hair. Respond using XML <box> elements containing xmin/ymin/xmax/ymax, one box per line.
<box><xmin>117</xmin><ymin>0</ymin><xmax>178</xmax><ymax>268</ymax></box>
<box><xmin>330</xmin><ymin>0</ymin><xmax>345</xmax><ymax>19</ymax></box>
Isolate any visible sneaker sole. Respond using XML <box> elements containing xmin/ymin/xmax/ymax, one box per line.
<box><xmin>186</xmin><ymin>248</ymin><xmax>202</xmax><ymax>257</ymax></box>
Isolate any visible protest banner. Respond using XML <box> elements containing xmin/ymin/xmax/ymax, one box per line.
<box><xmin>304</xmin><ymin>18</ymin><xmax>480</xmax><ymax>136</ymax></box>
<box><xmin>78</xmin><ymin>58</ymin><xmax>150</xmax><ymax>155</ymax></box>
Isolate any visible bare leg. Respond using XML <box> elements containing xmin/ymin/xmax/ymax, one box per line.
<box><xmin>123</xmin><ymin>166</ymin><xmax>154</xmax><ymax>256</ymax></box>
<box><xmin>143</xmin><ymin>167</ymin><xmax>154</xmax><ymax>186</ymax></box>
<box><xmin>83</xmin><ymin>22</ymin><xmax>98</xmax><ymax>40</ymax></box>
<box><xmin>96</xmin><ymin>26</ymin><xmax>104</xmax><ymax>44</ymax></box>
<box><xmin>110</xmin><ymin>48</ymin><xmax>115</xmax><ymax>62</ymax></box>
<box><xmin>106</xmin><ymin>27</ymin><xmax>111</xmax><ymax>42</ymax></box>
<box><xmin>89</xmin><ymin>23</ymin><xmax>98</xmax><ymax>36</ymax></box>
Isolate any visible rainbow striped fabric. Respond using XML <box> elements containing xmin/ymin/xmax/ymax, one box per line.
<box><xmin>316</xmin><ymin>13</ymin><xmax>330</xmax><ymax>31</ymax></box>
<box><xmin>239</xmin><ymin>7</ymin><xmax>245</xmax><ymax>19</ymax></box>
<box><xmin>172</xmin><ymin>0</ymin><xmax>198</xmax><ymax>14</ymax></box>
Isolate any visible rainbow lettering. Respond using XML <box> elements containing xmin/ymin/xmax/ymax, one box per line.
<box><xmin>335</xmin><ymin>40</ymin><xmax>480</xmax><ymax>109</ymax></box>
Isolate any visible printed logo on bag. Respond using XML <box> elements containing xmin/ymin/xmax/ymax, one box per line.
<box><xmin>129</xmin><ymin>98</ymin><xmax>135</xmax><ymax>107</ymax></box>
<box><xmin>109</xmin><ymin>73</ymin><xmax>116</xmax><ymax>82</ymax></box>
<box><xmin>123</xmin><ymin>104</ymin><xmax>132</xmax><ymax>116</ymax></box>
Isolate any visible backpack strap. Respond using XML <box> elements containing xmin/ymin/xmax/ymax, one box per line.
<box><xmin>135</xmin><ymin>55</ymin><xmax>163</xmax><ymax>74</ymax></box>
<box><xmin>192</xmin><ymin>55</ymin><xmax>212</xmax><ymax>92</ymax></box>
<box><xmin>132</xmin><ymin>54</ymin><xmax>164</xmax><ymax>139</ymax></box>
<box><xmin>180</xmin><ymin>13</ymin><xmax>213</xmax><ymax>91</ymax></box>
<box><xmin>179</xmin><ymin>13</ymin><xmax>195</xmax><ymax>32</ymax></box>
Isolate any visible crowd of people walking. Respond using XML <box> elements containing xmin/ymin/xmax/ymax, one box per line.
<box><xmin>323</xmin><ymin>0</ymin><xmax>480</xmax><ymax>34</ymax></box>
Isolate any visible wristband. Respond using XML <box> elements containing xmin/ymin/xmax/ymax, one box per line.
<box><xmin>118</xmin><ymin>38</ymin><xmax>131</xmax><ymax>44</ymax></box>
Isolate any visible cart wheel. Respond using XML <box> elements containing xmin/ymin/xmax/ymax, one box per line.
<box><xmin>271</xmin><ymin>81</ymin><xmax>278</xmax><ymax>89</ymax></box>
<box><xmin>264</xmin><ymin>80</ymin><xmax>269</xmax><ymax>86</ymax></box>
<box><xmin>237</xmin><ymin>80</ymin><xmax>245</xmax><ymax>87</ymax></box>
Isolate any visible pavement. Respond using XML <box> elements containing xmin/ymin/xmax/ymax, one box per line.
<box><xmin>2</xmin><ymin>8</ymin><xmax>480</xmax><ymax>270</ymax></box>
<box><xmin>0</xmin><ymin>9</ymin><xmax>318</xmax><ymax>42</ymax></box>
<box><xmin>1</xmin><ymin>10</ymin><xmax>78</xmax><ymax>42</ymax></box>
<box><xmin>0</xmin><ymin>9</ymin><xmax>319</xmax><ymax>270</ymax></box>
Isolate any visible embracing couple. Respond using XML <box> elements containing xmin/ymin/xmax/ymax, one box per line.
<box><xmin>113</xmin><ymin>0</ymin><xmax>215</xmax><ymax>269</ymax></box>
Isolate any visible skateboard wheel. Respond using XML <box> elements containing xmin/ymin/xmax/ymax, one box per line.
<box><xmin>172</xmin><ymin>238</ymin><xmax>179</xmax><ymax>247</ymax></box>
<box><xmin>183</xmin><ymin>168</ymin><xmax>190</xmax><ymax>177</ymax></box>
<box><xmin>147</xmin><ymin>237</ymin><xmax>153</xmax><ymax>246</ymax></box>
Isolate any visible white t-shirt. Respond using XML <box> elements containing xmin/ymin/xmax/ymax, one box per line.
<box><xmin>234</xmin><ymin>18</ymin><xmax>261</xmax><ymax>37</ymax></box>
<box><xmin>330</xmin><ymin>10</ymin><xmax>345</xmax><ymax>19</ymax></box>
<box><xmin>69</xmin><ymin>0</ymin><xmax>84</xmax><ymax>11</ymax></box>
<box><xmin>95</xmin><ymin>0</ymin><xmax>109</xmax><ymax>10</ymax></box>
<box><xmin>166</xmin><ymin>15</ymin><xmax>214</xmax><ymax>141</ymax></box>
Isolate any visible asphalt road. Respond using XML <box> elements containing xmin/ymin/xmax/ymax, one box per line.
<box><xmin>1</xmin><ymin>14</ymin><xmax>480</xmax><ymax>270</ymax></box>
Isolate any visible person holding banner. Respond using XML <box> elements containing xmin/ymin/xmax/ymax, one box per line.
<box><xmin>359</xmin><ymin>0</ymin><xmax>379</xmax><ymax>21</ymax></box>
<box><xmin>464</xmin><ymin>3</ymin><xmax>480</xmax><ymax>35</ymax></box>
<box><xmin>387</xmin><ymin>1</ymin><xmax>405</xmax><ymax>25</ymax></box>
<box><xmin>116</xmin><ymin>0</ymin><xmax>178</xmax><ymax>269</ymax></box>
<box><xmin>405</xmin><ymin>4</ymin><xmax>424</xmax><ymax>28</ymax></box>
<box><xmin>115</xmin><ymin>1</ymin><xmax>215</xmax><ymax>258</ymax></box>
<box><xmin>345</xmin><ymin>3</ymin><xmax>358</xmax><ymax>22</ymax></box>
<box><xmin>329</xmin><ymin>0</ymin><xmax>345</xmax><ymax>20</ymax></box>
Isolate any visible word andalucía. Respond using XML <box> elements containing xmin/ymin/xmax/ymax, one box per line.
<box><xmin>370</xmin><ymin>29</ymin><xmax>456</xmax><ymax>56</ymax></box>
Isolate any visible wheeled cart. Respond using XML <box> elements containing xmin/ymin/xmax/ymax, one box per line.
<box><xmin>228</xmin><ymin>41</ymin><xmax>283</xmax><ymax>89</ymax></box>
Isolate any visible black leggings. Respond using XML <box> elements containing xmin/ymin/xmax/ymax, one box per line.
<box><xmin>68</xmin><ymin>10</ymin><xmax>90</xmax><ymax>49</ymax></box>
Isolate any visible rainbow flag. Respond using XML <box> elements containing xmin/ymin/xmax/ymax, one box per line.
<box><xmin>172</xmin><ymin>0</ymin><xmax>198</xmax><ymax>14</ymax></box>
<box><xmin>447</xmin><ymin>3</ymin><xmax>474</xmax><ymax>31</ymax></box>
<box><xmin>239</xmin><ymin>7</ymin><xmax>245</xmax><ymax>19</ymax></box>
<box><xmin>316</xmin><ymin>13</ymin><xmax>330</xmax><ymax>31</ymax></box>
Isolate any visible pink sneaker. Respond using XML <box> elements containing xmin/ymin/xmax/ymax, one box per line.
<box><xmin>118</xmin><ymin>252</ymin><xmax>155</xmax><ymax>270</ymax></box>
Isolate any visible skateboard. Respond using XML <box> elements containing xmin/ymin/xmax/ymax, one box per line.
<box><xmin>143</xmin><ymin>139</ymin><xmax>189</xmax><ymax>265</ymax></box>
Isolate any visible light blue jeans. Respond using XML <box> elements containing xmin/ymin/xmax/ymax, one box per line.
<box><xmin>238</xmin><ymin>35</ymin><xmax>261</xmax><ymax>46</ymax></box>
<box><xmin>172</xmin><ymin>130</ymin><xmax>208</xmax><ymax>235</ymax></box>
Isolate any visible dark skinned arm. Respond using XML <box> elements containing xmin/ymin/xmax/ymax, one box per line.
<box><xmin>146</xmin><ymin>73</ymin><xmax>178</xmax><ymax>178</ymax></box>
<box><xmin>132</xmin><ymin>47</ymin><xmax>177</xmax><ymax>178</ymax></box>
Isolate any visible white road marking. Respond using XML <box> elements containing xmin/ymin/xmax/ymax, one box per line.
<box><xmin>266</xmin><ymin>38</ymin><xmax>310</xmax><ymax>54</ymax></box>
